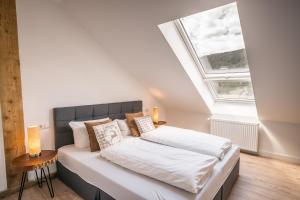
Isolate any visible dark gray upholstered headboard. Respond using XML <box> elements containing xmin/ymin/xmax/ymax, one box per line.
<box><xmin>53</xmin><ymin>100</ymin><xmax>142</xmax><ymax>150</ymax></box>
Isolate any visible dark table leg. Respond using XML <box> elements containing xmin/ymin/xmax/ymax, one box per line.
<box><xmin>18</xmin><ymin>171</ymin><xmax>27</xmax><ymax>200</ymax></box>
<box><xmin>35</xmin><ymin>169</ymin><xmax>42</xmax><ymax>188</ymax></box>
<box><xmin>41</xmin><ymin>166</ymin><xmax>54</xmax><ymax>198</ymax></box>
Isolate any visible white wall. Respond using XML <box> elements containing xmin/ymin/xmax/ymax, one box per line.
<box><xmin>59</xmin><ymin>0</ymin><xmax>234</xmax><ymax>114</ymax></box>
<box><xmin>0</xmin><ymin>106</ymin><xmax>7</xmax><ymax>192</ymax></box>
<box><xmin>14</xmin><ymin>0</ymin><xmax>299</xmax><ymax>172</ymax></box>
<box><xmin>238</xmin><ymin>0</ymin><xmax>300</xmax><ymax>124</ymax></box>
<box><xmin>58</xmin><ymin>0</ymin><xmax>300</xmax><ymax>125</ymax></box>
<box><xmin>167</xmin><ymin>109</ymin><xmax>210</xmax><ymax>133</ymax></box>
<box><xmin>16</xmin><ymin>0</ymin><xmax>165</xmax><ymax>152</ymax></box>
<box><xmin>259</xmin><ymin>120</ymin><xmax>300</xmax><ymax>164</ymax></box>
<box><xmin>168</xmin><ymin>109</ymin><xmax>300</xmax><ymax>164</ymax></box>
<box><xmin>51</xmin><ymin>0</ymin><xmax>300</xmax><ymax>164</ymax></box>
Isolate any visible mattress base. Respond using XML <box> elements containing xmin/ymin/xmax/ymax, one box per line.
<box><xmin>57</xmin><ymin>159</ymin><xmax>239</xmax><ymax>200</ymax></box>
<box><xmin>57</xmin><ymin>161</ymin><xmax>113</xmax><ymax>200</ymax></box>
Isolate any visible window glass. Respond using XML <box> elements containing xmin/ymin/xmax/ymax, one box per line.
<box><xmin>211</xmin><ymin>80</ymin><xmax>254</xmax><ymax>99</ymax></box>
<box><xmin>180</xmin><ymin>3</ymin><xmax>249</xmax><ymax>73</ymax></box>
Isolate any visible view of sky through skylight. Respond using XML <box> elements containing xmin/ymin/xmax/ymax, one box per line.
<box><xmin>178</xmin><ymin>2</ymin><xmax>254</xmax><ymax>101</ymax></box>
<box><xmin>181</xmin><ymin>2</ymin><xmax>245</xmax><ymax>57</ymax></box>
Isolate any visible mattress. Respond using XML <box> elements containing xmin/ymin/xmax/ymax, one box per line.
<box><xmin>58</xmin><ymin>143</ymin><xmax>240</xmax><ymax>200</ymax></box>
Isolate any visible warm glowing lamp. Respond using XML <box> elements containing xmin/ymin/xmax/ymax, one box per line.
<box><xmin>28</xmin><ymin>125</ymin><xmax>41</xmax><ymax>157</ymax></box>
<box><xmin>152</xmin><ymin>107</ymin><xmax>159</xmax><ymax>124</ymax></box>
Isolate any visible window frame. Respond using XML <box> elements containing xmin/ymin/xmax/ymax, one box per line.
<box><xmin>208</xmin><ymin>79</ymin><xmax>254</xmax><ymax>102</ymax></box>
<box><xmin>175</xmin><ymin>19</ymin><xmax>255</xmax><ymax>103</ymax></box>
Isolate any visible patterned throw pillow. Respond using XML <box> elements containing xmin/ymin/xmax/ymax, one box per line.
<box><xmin>84</xmin><ymin>119</ymin><xmax>112</xmax><ymax>152</ymax></box>
<box><xmin>93</xmin><ymin>121</ymin><xmax>123</xmax><ymax>150</ymax></box>
<box><xmin>134</xmin><ymin>115</ymin><xmax>155</xmax><ymax>134</ymax></box>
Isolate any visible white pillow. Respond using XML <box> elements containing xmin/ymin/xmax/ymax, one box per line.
<box><xmin>69</xmin><ymin>117</ymin><xmax>109</xmax><ymax>148</ymax></box>
<box><xmin>115</xmin><ymin>119</ymin><xmax>131</xmax><ymax>136</ymax></box>
<box><xmin>134</xmin><ymin>115</ymin><xmax>155</xmax><ymax>134</ymax></box>
<box><xmin>93</xmin><ymin>121</ymin><xmax>123</xmax><ymax>150</ymax></box>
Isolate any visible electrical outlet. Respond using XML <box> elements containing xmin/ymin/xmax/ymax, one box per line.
<box><xmin>39</xmin><ymin>124</ymin><xmax>49</xmax><ymax>129</ymax></box>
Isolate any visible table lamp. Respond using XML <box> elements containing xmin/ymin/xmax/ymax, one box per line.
<box><xmin>28</xmin><ymin>125</ymin><xmax>41</xmax><ymax>157</ymax></box>
<box><xmin>152</xmin><ymin>107</ymin><xmax>159</xmax><ymax>124</ymax></box>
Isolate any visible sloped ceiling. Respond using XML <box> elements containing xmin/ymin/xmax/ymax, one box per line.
<box><xmin>238</xmin><ymin>0</ymin><xmax>300</xmax><ymax>123</ymax></box>
<box><xmin>58</xmin><ymin>0</ymin><xmax>300</xmax><ymax>123</ymax></box>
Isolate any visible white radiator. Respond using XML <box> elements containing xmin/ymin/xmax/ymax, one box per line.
<box><xmin>210</xmin><ymin>117</ymin><xmax>259</xmax><ymax>152</ymax></box>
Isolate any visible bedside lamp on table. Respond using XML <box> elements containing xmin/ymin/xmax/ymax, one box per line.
<box><xmin>28</xmin><ymin>125</ymin><xmax>41</xmax><ymax>157</ymax></box>
<box><xmin>13</xmin><ymin>125</ymin><xmax>57</xmax><ymax>199</ymax></box>
<box><xmin>152</xmin><ymin>107</ymin><xmax>166</xmax><ymax>128</ymax></box>
<box><xmin>152</xmin><ymin>107</ymin><xmax>159</xmax><ymax>124</ymax></box>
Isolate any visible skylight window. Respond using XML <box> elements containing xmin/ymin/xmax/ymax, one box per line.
<box><xmin>176</xmin><ymin>2</ymin><xmax>255</xmax><ymax>102</ymax></box>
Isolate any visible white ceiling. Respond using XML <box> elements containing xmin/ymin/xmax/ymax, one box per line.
<box><xmin>237</xmin><ymin>0</ymin><xmax>300</xmax><ymax>123</ymax></box>
<box><xmin>57</xmin><ymin>0</ymin><xmax>300</xmax><ymax>123</ymax></box>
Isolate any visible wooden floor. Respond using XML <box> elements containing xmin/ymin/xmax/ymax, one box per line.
<box><xmin>229</xmin><ymin>153</ymin><xmax>300</xmax><ymax>200</ymax></box>
<box><xmin>2</xmin><ymin>153</ymin><xmax>300</xmax><ymax>200</ymax></box>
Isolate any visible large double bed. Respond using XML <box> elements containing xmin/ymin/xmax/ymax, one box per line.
<box><xmin>54</xmin><ymin>101</ymin><xmax>239</xmax><ymax>200</ymax></box>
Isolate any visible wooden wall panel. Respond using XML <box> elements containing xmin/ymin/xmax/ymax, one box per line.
<box><xmin>0</xmin><ymin>0</ymin><xmax>26</xmax><ymax>188</ymax></box>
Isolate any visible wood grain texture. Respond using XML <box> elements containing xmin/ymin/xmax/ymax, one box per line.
<box><xmin>2</xmin><ymin>179</ymin><xmax>82</xmax><ymax>200</ymax></box>
<box><xmin>154</xmin><ymin>120</ymin><xmax>167</xmax><ymax>128</ymax></box>
<box><xmin>2</xmin><ymin>153</ymin><xmax>300</xmax><ymax>200</ymax></box>
<box><xmin>228</xmin><ymin>153</ymin><xmax>300</xmax><ymax>200</ymax></box>
<box><xmin>0</xmin><ymin>0</ymin><xmax>26</xmax><ymax>188</ymax></box>
<box><xmin>12</xmin><ymin>151</ymin><xmax>57</xmax><ymax>172</ymax></box>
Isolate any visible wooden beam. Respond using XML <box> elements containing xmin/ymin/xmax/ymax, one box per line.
<box><xmin>0</xmin><ymin>0</ymin><xmax>26</xmax><ymax>188</ymax></box>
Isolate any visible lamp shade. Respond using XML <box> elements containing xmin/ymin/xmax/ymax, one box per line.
<box><xmin>152</xmin><ymin>107</ymin><xmax>159</xmax><ymax>124</ymax></box>
<box><xmin>28</xmin><ymin>125</ymin><xmax>41</xmax><ymax>157</ymax></box>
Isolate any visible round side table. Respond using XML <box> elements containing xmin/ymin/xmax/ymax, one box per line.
<box><xmin>12</xmin><ymin>150</ymin><xmax>57</xmax><ymax>200</ymax></box>
<box><xmin>154</xmin><ymin>120</ymin><xmax>167</xmax><ymax>128</ymax></box>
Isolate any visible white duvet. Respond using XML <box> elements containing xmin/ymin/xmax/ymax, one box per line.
<box><xmin>141</xmin><ymin>126</ymin><xmax>232</xmax><ymax>160</ymax></box>
<box><xmin>100</xmin><ymin>138</ymin><xmax>217</xmax><ymax>194</ymax></box>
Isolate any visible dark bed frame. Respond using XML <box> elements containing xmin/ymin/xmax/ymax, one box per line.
<box><xmin>53</xmin><ymin>100</ymin><xmax>239</xmax><ymax>200</ymax></box>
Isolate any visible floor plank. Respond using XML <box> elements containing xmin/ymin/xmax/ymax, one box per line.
<box><xmin>2</xmin><ymin>153</ymin><xmax>300</xmax><ymax>200</ymax></box>
<box><xmin>228</xmin><ymin>153</ymin><xmax>300</xmax><ymax>200</ymax></box>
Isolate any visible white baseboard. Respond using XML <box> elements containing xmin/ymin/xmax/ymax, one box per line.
<box><xmin>27</xmin><ymin>164</ymin><xmax>57</xmax><ymax>181</ymax></box>
<box><xmin>258</xmin><ymin>151</ymin><xmax>300</xmax><ymax>165</ymax></box>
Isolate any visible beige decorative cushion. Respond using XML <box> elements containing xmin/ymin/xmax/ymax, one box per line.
<box><xmin>93</xmin><ymin>121</ymin><xmax>123</xmax><ymax>150</ymax></box>
<box><xmin>134</xmin><ymin>115</ymin><xmax>155</xmax><ymax>134</ymax></box>
<box><xmin>69</xmin><ymin>117</ymin><xmax>110</xmax><ymax>148</ymax></box>
<box><xmin>125</xmin><ymin>112</ymin><xmax>144</xmax><ymax>137</ymax></box>
<box><xmin>84</xmin><ymin>119</ymin><xmax>112</xmax><ymax>152</ymax></box>
<box><xmin>115</xmin><ymin>119</ymin><xmax>131</xmax><ymax>136</ymax></box>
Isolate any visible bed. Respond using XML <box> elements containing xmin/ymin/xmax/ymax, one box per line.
<box><xmin>53</xmin><ymin>101</ymin><xmax>239</xmax><ymax>200</ymax></box>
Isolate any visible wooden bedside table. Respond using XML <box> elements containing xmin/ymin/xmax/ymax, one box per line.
<box><xmin>12</xmin><ymin>150</ymin><xmax>57</xmax><ymax>200</ymax></box>
<box><xmin>154</xmin><ymin>121</ymin><xmax>167</xmax><ymax>128</ymax></box>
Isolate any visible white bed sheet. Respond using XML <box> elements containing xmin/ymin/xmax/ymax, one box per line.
<box><xmin>58</xmin><ymin>144</ymin><xmax>240</xmax><ymax>200</ymax></box>
<box><xmin>100</xmin><ymin>138</ymin><xmax>218</xmax><ymax>193</ymax></box>
<box><xmin>141</xmin><ymin>126</ymin><xmax>232</xmax><ymax>160</ymax></box>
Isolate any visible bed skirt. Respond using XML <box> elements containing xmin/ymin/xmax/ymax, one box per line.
<box><xmin>56</xmin><ymin>159</ymin><xmax>239</xmax><ymax>200</ymax></box>
<box><xmin>57</xmin><ymin>161</ymin><xmax>113</xmax><ymax>200</ymax></box>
